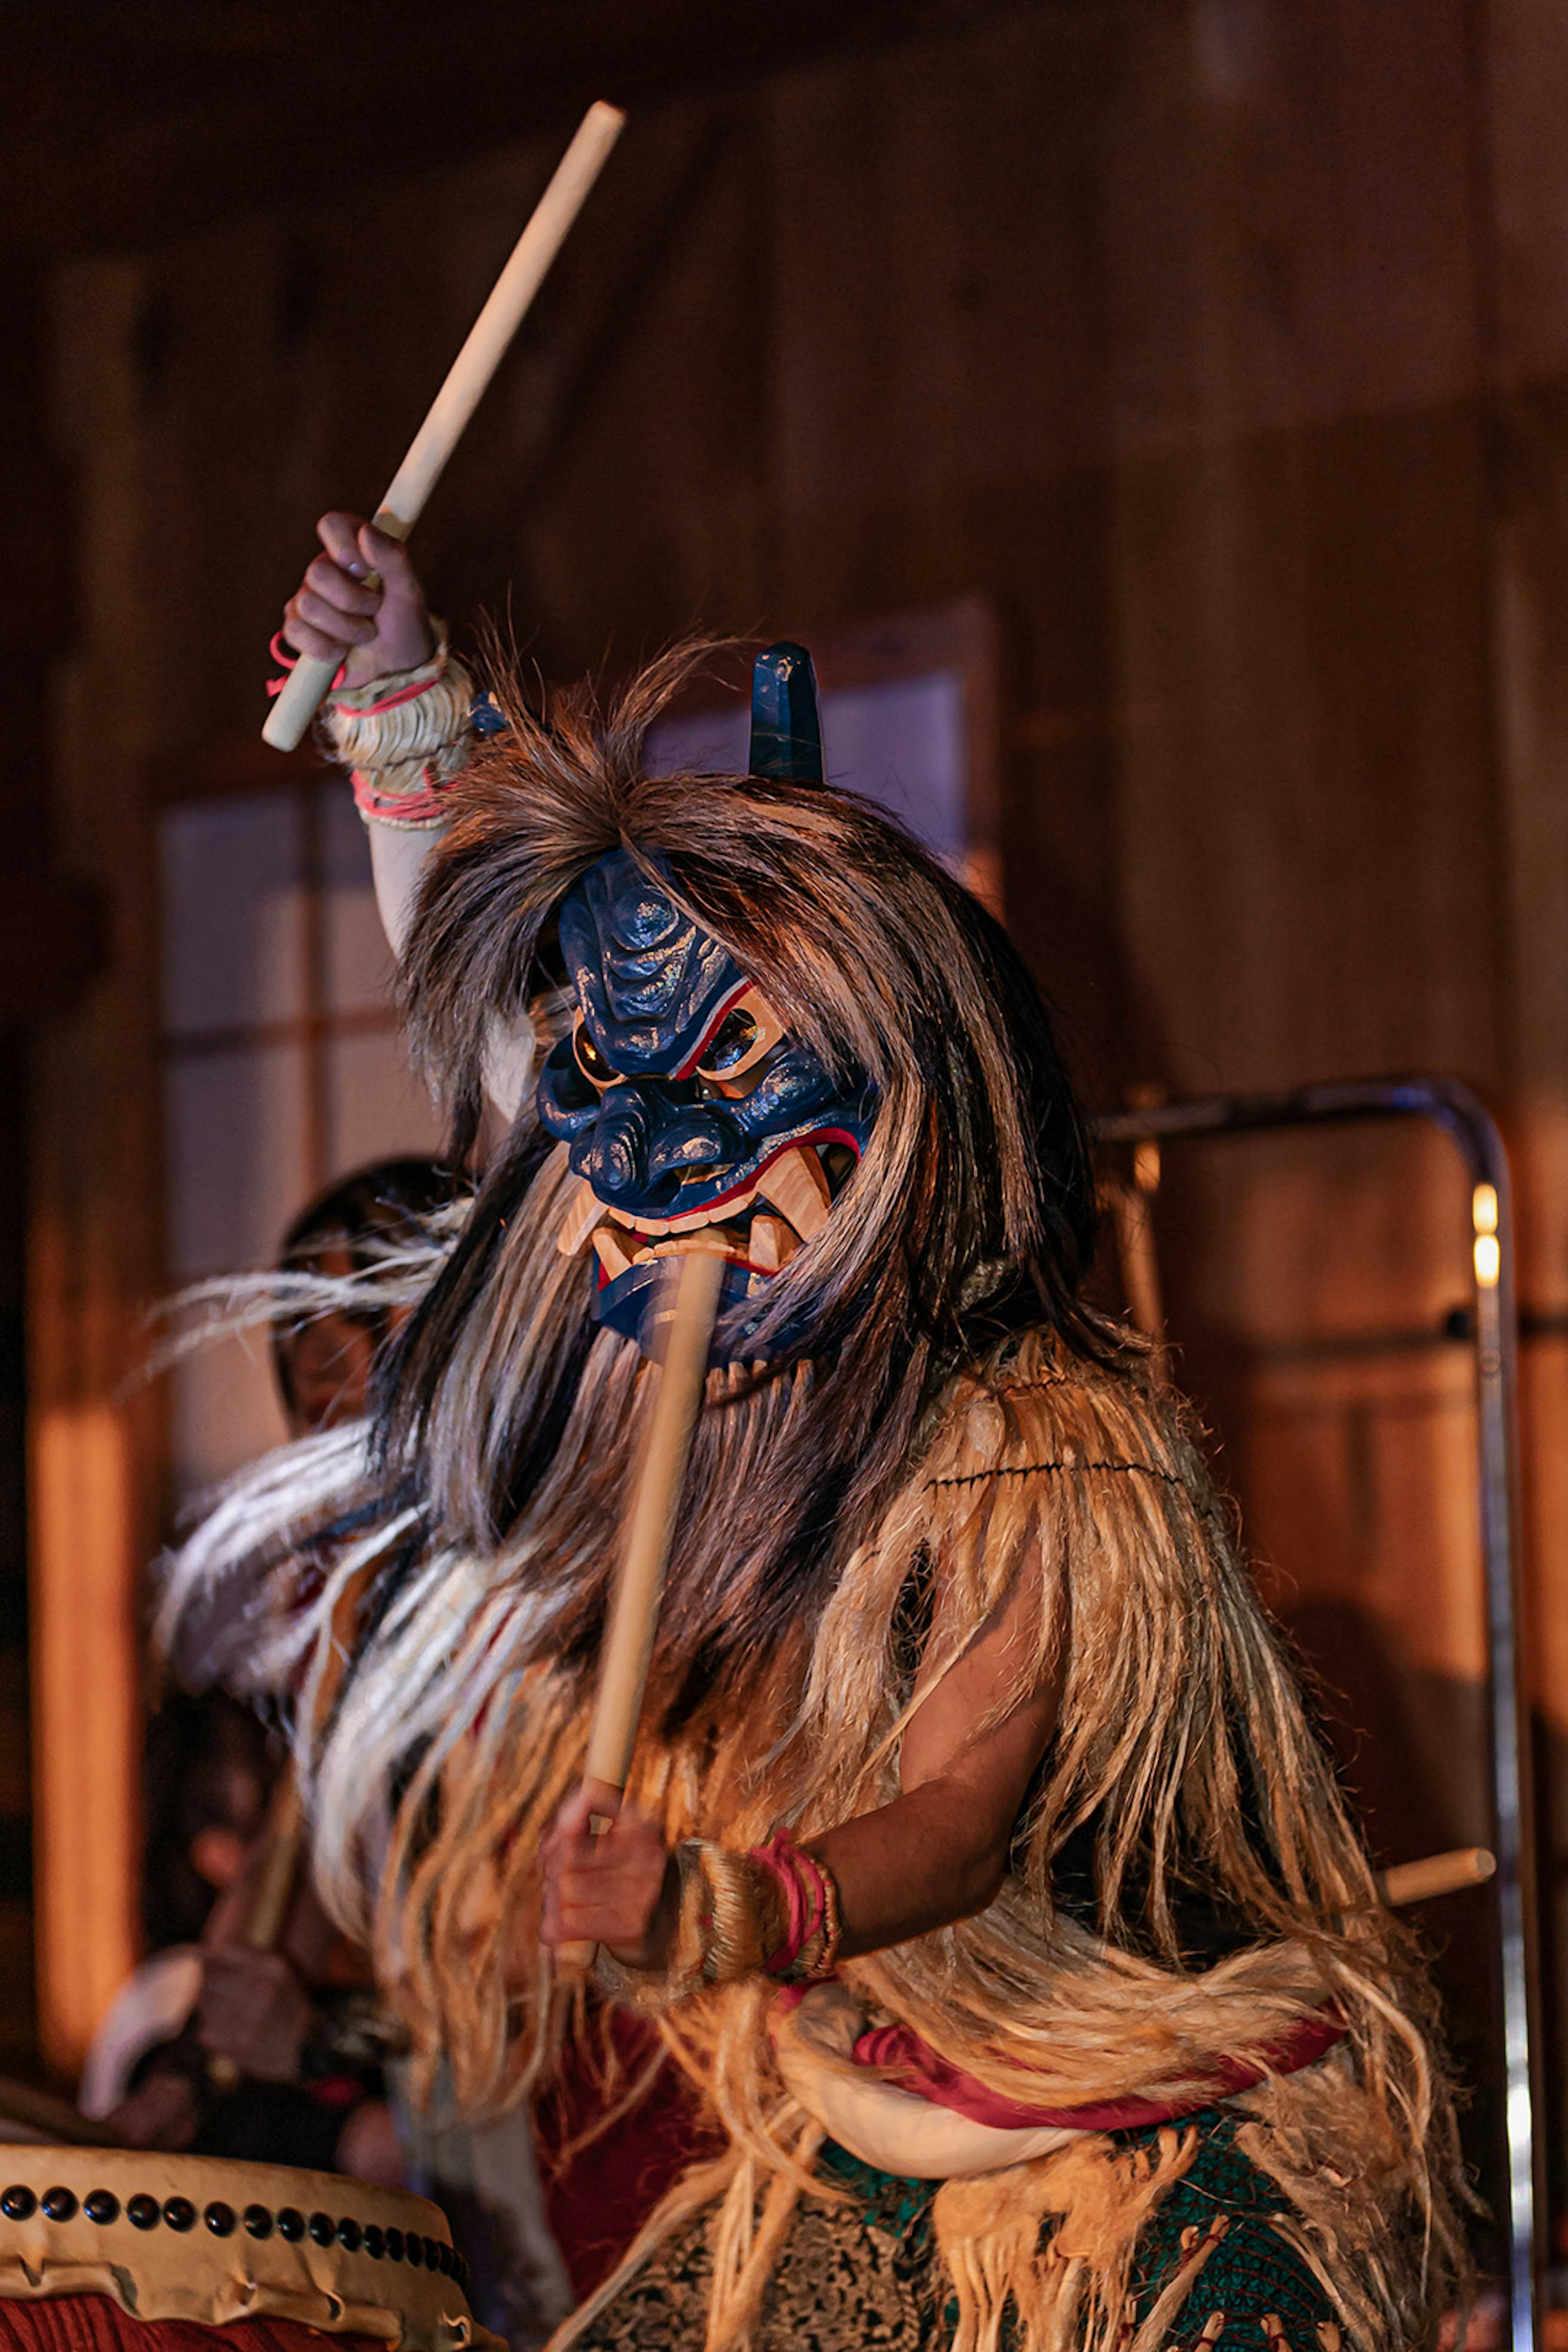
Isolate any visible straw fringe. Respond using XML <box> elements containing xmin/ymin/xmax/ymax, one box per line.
<box><xmin>579</xmin><ymin>1338</ymin><xmax>1459</xmax><ymax>2346</ymax></box>
<box><xmin>160</xmin><ymin>1314</ymin><xmax>1464</xmax><ymax>2346</ymax></box>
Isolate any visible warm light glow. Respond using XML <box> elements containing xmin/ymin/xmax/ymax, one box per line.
<box><xmin>31</xmin><ymin>1405</ymin><xmax>139</xmax><ymax>2071</ymax></box>
<box><xmin>1472</xmin><ymin>1181</ymin><xmax>1499</xmax><ymax>1236</ymax></box>
<box><xmin>1474</xmin><ymin>1233</ymin><xmax>1501</xmax><ymax>1290</ymax></box>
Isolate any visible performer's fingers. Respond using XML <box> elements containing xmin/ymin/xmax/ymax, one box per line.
<box><xmin>318</xmin><ymin>510</ymin><xmax>372</xmax><ymax>574</ymax></box>
<box><xmin>582</xmin><ymin>1774</ymin><xmax>625</xmax><ymax>1825</ymax></box>
<box><xmin>359</xmin><ymin>522</ymin><xmax>420</xmax><ymax>586</ymax></box>
<box><xmin>295</xmin><ymin>586</ymin><xmax>377</xmax><ymax>643</ymax></box>
<box><xmin>280</xmin><ymin>603</ymin><xmax>356</xmax><ymax>663</ymax></box>
<box><xmin>555</xmin><ymin>1779</ymin><xmax>618</xmax><ymax>1843</ymax></box>
<box><xmin>303</xmin><ymin>552</ymin><xmax>382</xmax><ymax>618</ymax></box>
<box><xmin>555</xmin><ymin>1893</ymin><xmax>631</xmax><ymax>1944</ymax></box>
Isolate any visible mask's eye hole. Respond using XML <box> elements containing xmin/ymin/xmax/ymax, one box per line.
<box><xmin>704</xmin><ymin>1007</ymin><xmax>758</xmax><ymax>1074</ymax></box>
<box><xmin>573</xmin><ymin>1022</ymin><xmax>613</xmax><ymax>1085</ymax></box>
<box><xmin>695</xmin><ymin>988</ymin><xmax>786</xmax><ymax>1088</ymax></box>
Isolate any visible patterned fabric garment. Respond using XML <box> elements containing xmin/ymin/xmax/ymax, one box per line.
<box><xmin>576</xmin><ymin>2114</ymin><xmax>1342</xmax><ymax>2352</ymax></box>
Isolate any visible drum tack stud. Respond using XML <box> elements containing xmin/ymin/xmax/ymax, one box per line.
<box><xmin>0</xmin><ymin>2185</ymin><xmax>461</xmax><ymax>2288</ymax></box>
<box><xmin>0</xmin><ymin>2183</ymin><xmax>465</xmax><ymax>2295</ymax></box>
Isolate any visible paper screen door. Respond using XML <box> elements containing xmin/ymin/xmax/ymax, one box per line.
<box><xmin>158</xmin><ymin>776</ymin><xmax>442</xmax><ymax>1496</ymax></box>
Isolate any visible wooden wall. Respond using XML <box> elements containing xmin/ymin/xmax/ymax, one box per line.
<box><xmin>34</xmin><ymin>0</ymin><xmax>1568</xmax><ymax>2218</ymax></box>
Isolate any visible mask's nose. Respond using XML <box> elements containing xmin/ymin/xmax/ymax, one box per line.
<box><xmin>572</xmin><ymin>1085</ymin><xmax>651</xmax><ymax>1198</ymax></box>
<box><xmin>647</xmin><ymin>1105</ymin><xmax>734</xmax><ymax>1182</ymax></box>
<box><xmin>573</xmin><ymin>1085</ymin><xmax>742</xmax><ymax>1205</ymax></box>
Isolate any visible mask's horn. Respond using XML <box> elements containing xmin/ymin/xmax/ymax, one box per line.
<box><xmin>749</xmin><ymin>641</ymin><xmax>824</xmax><ymax>784</ymax></box>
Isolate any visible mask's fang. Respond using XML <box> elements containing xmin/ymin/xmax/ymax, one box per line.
<box><xmin>557</xmin><ymin>1176</ymin><xmax>604</xmax><ymax>1258</ymax></box>
<box><xmin>748</xmin><ymin>1213</ymin><xmax>799</xmax><ymax>1272</ymax></box>
<box><xmin>755</xmin><ymin>1145</ymin><xmax>831</xmax><ymax>1241</ymax></box>
<box><xmin>592</xmin><ymin>1225</ymin><xmax>639</xmax><ymax>1281</ymax></box>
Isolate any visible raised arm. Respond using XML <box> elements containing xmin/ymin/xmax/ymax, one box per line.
<box><xmin>276</xmin><ymin>515</ymin><xmax>535</xmax><ymax>1118</ymax></box>
<box><xmin>278</xmin><ymin>512</ymin><xmax>441</xmax><ymax>956</ymax></box>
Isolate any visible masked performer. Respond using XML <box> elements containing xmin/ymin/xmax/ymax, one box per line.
<box><xmin>163</xmin><ymin>516</ymin><xmax>1466</xmax><ymax>2352</ymax></box>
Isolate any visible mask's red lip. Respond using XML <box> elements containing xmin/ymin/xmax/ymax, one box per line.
<box><xmin>592</xmin><ymin>1215</ymin><xmax>799</xmax><ymax>1290</ymax></box>
<box><xmin>657</xmin><ymin>1126</ymin><xmax>862</xmax><ymax>1229</ymax></box>
<box><xmin>561</xmin><ymin>1130</ymin><xmax>861</xmax><ymax>1268</ymax></box>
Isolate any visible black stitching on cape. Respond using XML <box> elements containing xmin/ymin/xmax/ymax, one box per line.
<box><xmin>927</xmin><ymin>1459</ymin><xmax>1185</xmax><ymax>1491</ymax></box>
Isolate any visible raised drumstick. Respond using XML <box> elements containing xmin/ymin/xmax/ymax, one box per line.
<box><xmin>263</xmin><ymin>98</ymin><xmax>626</xmax><ymax>753</ymax></box>
<box><xmin>557</xmin><ymin>1246</ymin><xmax>726</xmax><ymax>1971</ymax></box>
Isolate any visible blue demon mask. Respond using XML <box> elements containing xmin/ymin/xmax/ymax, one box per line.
<box><xmin>536</xmin><ymin>846</ymin><xmax>876</xmax><ymax>1359</ymax></box>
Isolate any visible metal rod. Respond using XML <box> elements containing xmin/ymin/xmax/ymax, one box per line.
<box><xmin>1090</xmin><ymin>1076</ymin><xmax>1538</xmax><ymax>2350</ymax></box>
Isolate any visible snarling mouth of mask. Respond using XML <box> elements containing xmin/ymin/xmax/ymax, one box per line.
<box><xmin>535</xmin><ymin>848</ymin><xmax>876</xmax><ymax>1360</ymax></box>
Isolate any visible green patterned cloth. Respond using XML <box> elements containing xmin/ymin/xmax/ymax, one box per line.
<box><xmin>579</xmin><ymin>2111</ymin><xmax>1339</xmax><ymax>2352</ymax></box>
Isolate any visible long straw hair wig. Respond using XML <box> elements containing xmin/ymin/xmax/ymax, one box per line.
<box><xmin>372</xmin><ymin>641</ymin><xmax>1104</xmax><ymax>1704</ymax></box>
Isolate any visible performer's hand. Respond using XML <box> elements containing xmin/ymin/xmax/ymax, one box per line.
<box><xmin>539</xmin><ymin>1779</ymin><xmax>679</xmax><ymax>1969</ymax></box>
<box><xmin>335</xmin><ymin>2097</ymin><xmax>406</xmax><ymax>2190</ymax></box>
<box><xmin>107</xmin><ymin>2066</ymin><xmax>200</xmax><ymax>2152</ymax></box>
<box><xmin>280</xmin><ymin>511</ymin><xmax>435</xmax><ymax>690</ymax></box>
<box><xmin>196</xmin><ymin>1947</ymin><xmax>315</xmax><ymax>2082</ymax></box>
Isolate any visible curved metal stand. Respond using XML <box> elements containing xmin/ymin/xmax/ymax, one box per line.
<box><xmin>1091</xmin><ymin>1077</ymin><xmax>1537</xmax><ymax>2351</ymax></box>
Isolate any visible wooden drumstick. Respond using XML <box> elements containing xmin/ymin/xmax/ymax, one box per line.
<box><xmin>557</xmin><ymin>1245</ymin><xmax>726</xmax><ymax>1973</ymax></box>
<box><xmin>206</xmin><ymin>1773</ymin><xmax>306</xmax><ymax>2095</ymax></box>
<box><xmin>263</xmin><ymin>98</ymin><xmax>626</xmax><ymax>753</ymax></box>
<box><xmin>207</xmin><ymin>1553</ymin><xmax>375</xmax><ymax>2092</ymax></box>
<box><xmin>1376</xmin><ymin>1846</ymin><xmax>1496</xmax><ymax>1907</ymax></box>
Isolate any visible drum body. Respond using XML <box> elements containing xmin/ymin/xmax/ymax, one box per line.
<box><xmin>0</xmin><ymin>2149</ymin><xmax>493</xmax><ymax>2352</ymax></box>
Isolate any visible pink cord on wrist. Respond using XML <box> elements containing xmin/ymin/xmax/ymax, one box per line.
<box><xmin>350</xmin><ymin>670</ymin><xmax>444</xmax><ymax>717</ymax></box>
<box><xmin>351</xmin><ymin>766</ymin><xmax>452</xmax><ymax>829</ymax></box>
<box><xmin>750</xmin><ymin>1834</ymin><xmax>829</xmax><ymax>1977</ymax></box>
<box><xmin>266</xmin><ymin>630</ymin><xmax>346</xmax><ymax>699</ymax></box>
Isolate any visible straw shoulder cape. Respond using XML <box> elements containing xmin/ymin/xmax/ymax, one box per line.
<box><xmin>544</xmin><ymin>1334</ymin><xmax>1458</xmax><ymax>2352</ymax></box>
<box><xmin>164</xmin><ymin>1317</ymin><xmax>1461</xmax><ymax>2352</ymax></box>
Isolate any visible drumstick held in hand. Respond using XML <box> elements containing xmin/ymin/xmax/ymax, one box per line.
<box><xmin>263</xmin><ymin>98</ymin><xmax>626</xmax><ymax>753</ymax></box>
<box><xmin>557</xmin><ymin>1245</ymin><xmax>726</xmax><ymax>1973</ymax></box>
<box><xmin>206</xmin><ymin>1774</ymin><xmax>306</xmax><ymax>2096</ymax></box>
